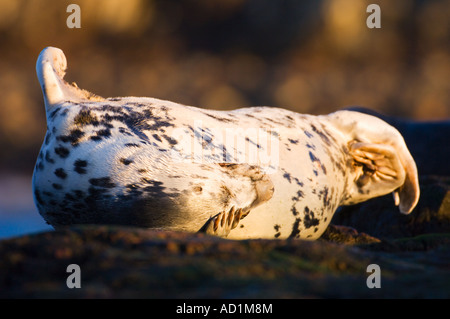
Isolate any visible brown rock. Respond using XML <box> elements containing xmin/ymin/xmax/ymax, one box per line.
<box><xmin>0</xmin><ymin>225</ymin><xmax>449</xmax><ymax>299</ymax></box>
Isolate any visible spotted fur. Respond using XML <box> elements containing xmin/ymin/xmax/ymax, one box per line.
<box><xmin>32</xmin><ymin>47</ymin><xmax>420</xmax><ymax>239</ymax></box>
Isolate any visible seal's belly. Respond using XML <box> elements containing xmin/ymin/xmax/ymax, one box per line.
<box><xmin>228</xmin><ymin>135</ymin><xmax>347</xmax><ymax>240</ymax></box>
<box><xmin>32</xmin><ymin>101</ymin><xmax>348</xmax><ymax>238</ymax></box>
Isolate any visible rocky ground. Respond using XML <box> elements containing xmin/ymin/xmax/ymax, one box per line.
<box><xmin>0</xmin><ymin>175</ymin><xmax>449</xmax><ymax>299</ymax></box>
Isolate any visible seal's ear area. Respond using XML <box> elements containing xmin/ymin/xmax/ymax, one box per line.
<box><xmin>327</xmin><ymin>110</ymin><xmax>420</xmax><ymax>214</ymax></box>
<box><xmin>36</xmin><ymin>47</ymin><xmax>103</xmax><ymax>110</ymax></box>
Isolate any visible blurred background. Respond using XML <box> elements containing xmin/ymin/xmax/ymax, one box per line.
<box><xmin>0</xmin><ymin>0</ymin><xmax>448</xmax><ymax>238</ymax></box>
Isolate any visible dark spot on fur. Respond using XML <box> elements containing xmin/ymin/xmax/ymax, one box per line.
<box><xmin>73</xmin><ymin>190</ymin><xmax>84</xmax><ymax>199</ymax></box>
<box><xmin>85</xmin><ymin>186</ymin><xmax>109</xmax><ymax>204</ymax></box>
<box><xmin>309</xmin><ymin>151</ymin><xmax>320</xmax><ymax>163</ymax></box>
<box><xmin>54</xmin><ymin>168</ymin><xmax>67</xmax><ymax>179</ymax></box>
<box><xmin>311</xmin><ymin>124</ymin><xmax>332</xmax><ymax>146</ymax></box>
<box><xmin>52</xmin><ymin>183</ymin><xmax>63</xmax><ymax>190</ymax></box>
<box><xmin>123</xmin><ymin>183</ymin><xmax>143</xmax><ymax>199</ymax></box>
<box><xmin>119</xmin><ymin>127</ymin><xmax>133</xmax><ymax>136</ymax></box>
<box><xmin>152</xmin><ymin>134</ymin><xmax>162</xmax><ymax>142</ymax></box>
<box><xmin>288</xmin><ymin>218</ymin><xmax>301</xmax><ymax>238</ymax></box>
<box><xmin>283</xmin><ymin>172</ymin><xmax>292</xmax><ymax>183</ymax></box>
<box><xmin>304</xmin><ymin>130</ymin><xmax>313</xmax><ymax>138</ymax></box>
<box><xmin>45</xmin><ymin>151</ymin><xmax>55</xmax><ymax>164</ymax></box>
<box><xmin>288</xmin><ymin>138</ymin><xmax>299</xmax><ymax>144</ymax></box>
<box><xmin>96</xmin><ymin>129</ymin><xmax>111</xmax><ymax>139</ymax></box>
<box><xmin>140</xmin><ymin>177</ymin><xmax>153</xmax><ymax>184</ymax></box>
<box><xmin>74</xmin><ymin>159</ymin><xmax>88</xmax><ymax>174</ymax></box>
<box><xmin>49</xmin><ymin>108</ymin><xmax>60</xmax><ymax>119</ymax></box>
<box><xmin>89</xmin><ymin>177</ymin><xmax>116</xmax><ymax>188</ymax></box>
<box><xmin>125</xmin><ymin>101</ymin><xmax>149</xmax><ymax>108</ymax></box>
<box><xmin>264</xmin><ymin>117</ymin><xmax>285</xmax><ymax>125</ymax></box>
<box><xmin>57</xmin><ymin>129</ymin><xmax>85</xmax><ymax>146</ymax></box>
<box><xmin>162</xmin><ymin>134</ymin><xmax>178</xmax><ymax>146</ymax></box>
<box><xmin>303</xmin><ymin>207</ymin><xmax>320</xmax><ymax>229</ymax></box>
<box><xmin>285</xmin><ymin>115</ymin><xmax>294</xmax><ymax>121</ymax></box>
<box><xmin>321</xmin><ymin>187</ymin><xmax>331</xmax><ymax>207</ymax></box>
<box><xmin>245</xmin><ymin>137</ymin><xmax>261</xmax><ymax>149</ymax></box>
<box><xmin>309</xmin><ymin>151</ymin><xmax>326</xmax><ymax>175</ymax></box>
<box><xmin>141</xmin><ymin>180</ymin><xmax>167</xmax><ymax>197</ymax></box>
<box><xmin>54</xmin><ymin>146</ymin><xmax>70</xmax><ymax>158</ymax></box>
<box><xmin>291</xmin><ymin>206</ymin><xmax>299</xmax><ymax>216</ymax></box>
<box><xmin>34</xmin><ymin>189</ymin><xmax>44</xmax><ymax>205</ymax></box>
<box><xmin>291</xmin><ymin>190</ymin><xmax>304</xmax><ymax>202</ymax></box>
<box><xmin>74</xmin><ymin>109</ymin><xmax>99</xmax><ymax>126</ymax></box>
<box><xmin>270</xmin><ymin>130</ymin><xmax>280</xmax><ymax>138</ymax></box>
<box><xmin>126</xmin><ymin>184</ymin><xmax>140</xmax><ymax>189</ymax></box>
<box><xmin>90</xmin><ymin>135</ymin><xmax>102</xmax><ymax>141</ymax></box>
<box><xmin>293</xmin><ymin>178</ymin><xmax>303</xmax><ymax>187</ymax></box>
<box><xmin>37</xmin><ymin>161</ymin><xmax>44</xmax><ymax>171</ymax></box>
<box><xmin>204</xmin><ymin>113</ymin><xmax>236</xmax><ymax>123</ymax></box>
<box><xmin>125</xmin><ymin>143</ymin><xmax>140</xmax><ymax>147</ymax></box>
<box><xmin>64</xmin><ymin>193</ymin><xmax>77</xmax><ymax>202</ymax></box>
<box><xmin>44</xmin><ymin>132</ymin><xmax>52</xmax><ymax>145</ymax></box>
<box><xmin>120</xmin><ymin>158</ymin><xmax>133</xmax><ymax>165</ymax></box>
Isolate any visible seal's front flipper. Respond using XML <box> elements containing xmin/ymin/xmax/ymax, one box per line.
<box><xmin>198</xmin><ymin>206</ymin><xmax>244</xmax><ymax>237</ymax></box>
